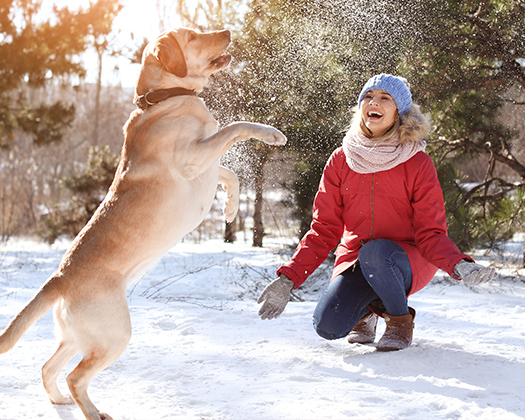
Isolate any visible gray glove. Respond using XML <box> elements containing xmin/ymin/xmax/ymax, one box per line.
<box><xmin>257</xmin><ymin>275</ymin><xmax>294</xmax><ymax>320</ymax></box>
<box><xmin>454</xmin><ymin>260</ymin><xmax>496</xmax><ymax>285</ymax></box>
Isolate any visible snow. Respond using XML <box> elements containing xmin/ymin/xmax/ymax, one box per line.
<box><xmin>1</xmin><ymin>236</ymin><xmax>525</xmax><ymax>420</ymax></box>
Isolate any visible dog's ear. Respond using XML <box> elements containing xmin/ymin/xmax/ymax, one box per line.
<box><xmin>154</xmin><ymin>33</ymin><xmax>188</xmax><ymax>78</ymax></box>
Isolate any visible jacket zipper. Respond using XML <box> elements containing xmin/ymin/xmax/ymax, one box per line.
<box><xmin>369</xmin><ymin>173</ymin><xmax>375</xmax><ymax>240</ymax></box>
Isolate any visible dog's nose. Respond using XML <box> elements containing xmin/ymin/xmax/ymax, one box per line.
<box><xmin>222</xmin><ymin>29</ymin><xmax>231</xmax><ymax>41</ymax></box>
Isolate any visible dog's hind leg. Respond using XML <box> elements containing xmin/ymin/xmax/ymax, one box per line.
<box><xmin>218</xmin><ymin>165</ymin><xmax>239</xmax><ymax>223</ymax></box>
<box><xmin>42</xmin><ymin>301</ymin><xmax>78</xmax><ymax>405</ymax></box>
<box><xmin>65</xmin><ymin>297</ymin><xmax>132</xmax><ymax>420</ymax></box>
<box><xmin>43</xmin><ymin>339</ymin><xmax>77</xmax><ymax>405</ymax></box>
<box><xmin>66</xmin><ymin>353</ymin><xmax>118</xmax><ymax>420</ymax></box>
<box><xmin>66</xmin><ymin>349</ymin><xmax>126</xmax><ymax>420</ymax></box>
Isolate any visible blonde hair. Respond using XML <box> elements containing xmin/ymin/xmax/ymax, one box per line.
<box><xmin>348</xmin><ymin>103</ymin><xmax>432</xmax><ymax>144</ymax></box>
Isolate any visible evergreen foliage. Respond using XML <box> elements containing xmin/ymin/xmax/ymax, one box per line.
<box><xmin>410</xmin><ymin>1</ymin><xmax>525</xmax><ymax>253</ymax></box>
<box><xmin>201</xmin><ymin>0</ymin><xmax>525</xmax><ymax>250</ymax></box>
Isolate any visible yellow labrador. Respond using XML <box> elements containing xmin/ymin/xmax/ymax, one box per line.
<box><xmin>0</xmin><ymin>28</ymin><xmax>286</xmax><ymax>420</ymax></box>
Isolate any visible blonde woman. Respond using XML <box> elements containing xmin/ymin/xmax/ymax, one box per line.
<box><xmin>258</xmin><ymin>74</ymin><xmax>496</xmax><ymax>351</ymax></box>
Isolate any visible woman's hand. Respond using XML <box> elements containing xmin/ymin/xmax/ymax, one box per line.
<box><xmin>454</xmin><ymin>260</ymin><xmax>496</xmax><ymax>285</ymax></box>
<box><xmin>257</xmin><ymin>275</ymin><xmax>295</xmax><ymax>320</ymax></box>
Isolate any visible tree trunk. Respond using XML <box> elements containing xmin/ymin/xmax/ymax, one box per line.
<box><xmin>252</xmin><ymin>175</ymin><xmax>264</xmax><ymax>247</ymax></box>
<box><xmin>224</xmin><ymin>218</ymin><xmax>236</xmax><ymax>243</ymax></box>
<box><xmin>252</xmin><ymin>153</ymin><xmax>268</xmax><ymax>247</ymax></box>
<box><xmin>93</xmin><ymin>47</ymin><xmax>103</xmax><ymax>146</ymax></box>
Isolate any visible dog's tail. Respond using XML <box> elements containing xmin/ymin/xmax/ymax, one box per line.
<box><xmin>0</xmin><ymin>276</ymin><xmax>61</xmax><ymax>354</ymax></box>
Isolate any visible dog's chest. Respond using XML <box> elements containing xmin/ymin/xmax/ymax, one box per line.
<box><xmin>164</xmin><ymin>162</ymin><xmax>219</xmax><ymax>229</ymax></box>
<box><xmin>189</xmin><ymin>162</ymin><xmax>219</xmax><ymax>203</ymax></box>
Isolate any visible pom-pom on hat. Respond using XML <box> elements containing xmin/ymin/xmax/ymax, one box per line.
<box><xmin>358</xmin><ymin>74</ymin><xmax>412</xmax><ymax>116</ymax></box>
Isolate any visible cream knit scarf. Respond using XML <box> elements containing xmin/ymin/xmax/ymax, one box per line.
<box><xmin>342</xmin><ymin>129</ymin><xmax>426</xmax><ymax>174</ymax></box>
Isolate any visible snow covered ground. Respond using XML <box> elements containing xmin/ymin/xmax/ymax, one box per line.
<box><xmin>1</xmin><ymin>236</ymin><xmax>525</xmax><ymax>420</ymax></box>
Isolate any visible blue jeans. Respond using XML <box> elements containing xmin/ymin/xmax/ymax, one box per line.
<box><xmin>313</xmin><ymin>239</ymin><xmax>413</xmax><ymax>340</ymax></box>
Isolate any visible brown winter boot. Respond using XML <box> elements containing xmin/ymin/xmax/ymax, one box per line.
<box><xmin>347</xmin><ymin>312</ymin><xmax>378</xmax><ymax>344</ymax></box>
<box><xmin>376</xmin><ymin>307</ymin><xmax>416</xmax><ymax>352</ymax></box>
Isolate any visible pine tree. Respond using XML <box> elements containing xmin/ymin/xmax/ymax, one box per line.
<box><xmin>404</xmin><ymin>0</ymin><xmax>525</xmax><ymax>256</ymax></box>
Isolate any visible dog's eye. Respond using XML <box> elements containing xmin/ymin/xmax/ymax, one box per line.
<box><xmin>188</xmin><ymin>33</ymin><xmax>196</xmax><ymax>41</ymax></box>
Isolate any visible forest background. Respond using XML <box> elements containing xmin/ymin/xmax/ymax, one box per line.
<box><xmin>1</xmin><ymin>0</ymin><xmax>525</xmax><ymax>264</ymax></box>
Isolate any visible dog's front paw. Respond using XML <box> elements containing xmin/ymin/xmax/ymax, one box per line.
<box><xmin>224</xmin><ymin>208</ymin><xmax>238</xmax><ymax>223</ymax></box>
<box><xmin>224</xmin><ymin>193</ymin><xmax>239</xmax><ymax>223</ymax></box>
<box><xmin>261</xmin><ymin>127</ymin><xmax>287</xmax><ymax>146</ymax></box>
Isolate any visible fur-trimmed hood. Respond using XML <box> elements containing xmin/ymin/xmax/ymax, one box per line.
<box><xmin>397</xmin><ymin>103</ymin><xmax>431</xmax><ymax>143</ymax></box>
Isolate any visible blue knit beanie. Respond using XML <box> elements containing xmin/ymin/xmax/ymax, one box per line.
<box><xmin>358</xmin><ymin>74</ymin><xmax>412</xmax><ymax>116</ymax></box>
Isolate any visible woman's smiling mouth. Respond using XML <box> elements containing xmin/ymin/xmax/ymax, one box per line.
<box><xmin>367</xmin><ymin>110</ymin><xmax>384</xmax><ymax>119</ymax></box>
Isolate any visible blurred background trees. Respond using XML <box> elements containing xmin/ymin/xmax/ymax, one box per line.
<box><xmin>0</xmin><ymin>0</ymin><xmax>126</xmax><ymax>241</ymax></box>
<box><xmin>1</xmin><ymin>0</ymin><xmax>524</xmax><ymax>264</ymax></box>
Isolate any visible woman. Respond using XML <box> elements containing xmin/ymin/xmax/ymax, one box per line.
<box><xmin>257</xmin><ymin>74</ymin><xmax>496</xmax><ymax>351</ymax></box>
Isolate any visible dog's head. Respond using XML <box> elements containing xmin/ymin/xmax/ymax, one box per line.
<box><xmin>135</xmin><ymin>28</ymin><xmax>231</xmax><ymax>96</ymax></box>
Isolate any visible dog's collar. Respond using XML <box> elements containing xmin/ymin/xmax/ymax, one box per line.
<box><xmin>136</xmin><ymin>88</ymin><xmax>197</xmax><ymax>109</ymax></box>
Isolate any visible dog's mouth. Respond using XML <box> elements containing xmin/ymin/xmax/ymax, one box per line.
<box><xmin>210</xmin><ymin>53</ymin><xmax>232</xmax><ymax>68</ymax></box>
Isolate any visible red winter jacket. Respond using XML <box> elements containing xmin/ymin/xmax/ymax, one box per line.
<box><xmin>278</xmin><ymin>147</ymin><xmax>471</xmax><ymax>295</ymax></box>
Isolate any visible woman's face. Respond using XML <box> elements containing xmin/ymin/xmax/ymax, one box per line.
<box><xmin>360</xmin><ymin>89</ymin><xmax>398</xmax><ymax>137</ymax></box>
